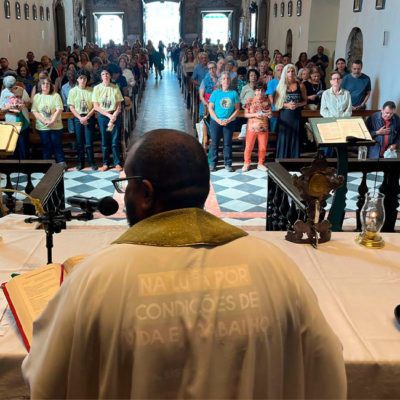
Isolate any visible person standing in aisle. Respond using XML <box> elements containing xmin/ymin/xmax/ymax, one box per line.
<box><xmin>92</xmin><ymin>67</ymin><xmax>124</xmax><ymax>171</ymax></box>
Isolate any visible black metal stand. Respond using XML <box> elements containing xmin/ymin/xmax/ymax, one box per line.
<box><xmin>25</xmin><ymin>210</ymin><xmax>93</xmax><ymax>264</ymax></box>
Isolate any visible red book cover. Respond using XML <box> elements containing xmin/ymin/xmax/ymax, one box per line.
<box><xmin>1</xmin><ymin>282</ymin><xmax>30</xmax><ymax>351</ymax></box>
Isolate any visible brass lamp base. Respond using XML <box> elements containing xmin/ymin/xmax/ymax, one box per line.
<box><xmin>355</xmin><ymin>232</ymin><xmax>385</xmax><ymax>249</ymax></box>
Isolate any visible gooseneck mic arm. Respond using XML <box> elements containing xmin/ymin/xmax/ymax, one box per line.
<box><xmin>25</xmin><ymin>196</ymin><xmax>119</xmax><ymax>264</ymax></box>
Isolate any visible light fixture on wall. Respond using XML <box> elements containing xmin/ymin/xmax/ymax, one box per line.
<box><xmin>383</xmin><ymin>30</ymin><xmax>389</xmax><ymax>46</ymax></box>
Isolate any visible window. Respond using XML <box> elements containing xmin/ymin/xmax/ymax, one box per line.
<box><xmin>39</xmin><ymin>5</ymin><xmax>43</xmax><ymax>20</ymax></box>
<box><xmin>15</xmin><ymin>1</ymin><xmax>21</xmax><ymax>19</ymax></box>
<box><xmin>4</xmin><ymin>0</ymin><xmax>11</xmax><ymax>18</ymax></box>
<box><xmin>288</xmin><ymin>1</ymin><xmax>293</xmax><ymax>16</ymax></box>
<box><xmin>46</xmin><ymin>6</ymin><xmax>50</xmax><ymax>20</ymax></box>
<box><xmin>273</xmin><ymin>3</ymin><xmax>277</xmax><ymax>17</ymax></box>
<box><xmin>32</xmin><ymin>4</ymin><xmax>37</xmax><ymax>19</ymax></box>
<box><xmin>296</xmin><ymin>0</ymin><xmax>302</xmax><ymax>16</ymax></box>
<box><xmin>353</xmin><ymin>0</ymin><xmax>362</xmax><ymax>12</ymax></box>
<box><xmin>280</xmin><ymin>1</ymin><xmax>285</xmax><ymax>17</ymax></box>
<box><xmin>24</xmin><ymin>3</ymin><xmax>29</xmax><ymax>19</ymax></box>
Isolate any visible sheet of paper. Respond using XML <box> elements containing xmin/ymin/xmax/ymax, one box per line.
<box><xmin>317</xmin><ymin>122</ymin><xmax>344</xmax><ymax>142</ymax></box>
<box><xmin>16</xmin><ymin>264</ymin><xmax>60</xmax><ymax>318</ymax></box>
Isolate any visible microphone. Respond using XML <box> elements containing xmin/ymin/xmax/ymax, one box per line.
<box><xmin>67</xmin><ymin>195</ymin><xmax>119</xmax><ymax>216</ymax></box>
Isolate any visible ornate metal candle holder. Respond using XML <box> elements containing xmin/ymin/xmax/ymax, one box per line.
<box><xmin>286</xmin><ymin>152</ymin><xmax>344</xmax><ymax>247</ymax></box>
<box><xmin>355</xmin><ymin>192</ymin><xmax>385</xmax><ymax>248</ymax></box>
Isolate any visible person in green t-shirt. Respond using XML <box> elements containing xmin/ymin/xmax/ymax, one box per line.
<box><xmin>68</xmin><ymin>69</ymin><xmax>97</xmax><ymax>170</ymax></box>
<box><xmin>31</xmin><ymin>77</ymin><xmax>65</xmax><ymax>163</ymax></box>
<box><xmin>92</xmin><ymin>67</ymin><xmax>123</xmax><ymax>171</ymax></box>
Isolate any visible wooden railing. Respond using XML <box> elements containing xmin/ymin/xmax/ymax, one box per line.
<box><xmin>0</xmin><ymin>160</ymin><xmax>65</xmax><ymax>216</ymax></box>
<box><xmin>266</xmin><ymin>158</ymin><xmax>400</xmax><ymax>232</ymax></box>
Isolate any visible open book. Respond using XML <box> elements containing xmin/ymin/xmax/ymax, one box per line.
<box><xmin>311</xmin><ymin>117</ymin><xmax>372</xmax><ymax>145</ymax></box>
<box><xmin>1</xmin><ymin>255</ymin><xmax>86</xmax><ymax>351</ymax></box>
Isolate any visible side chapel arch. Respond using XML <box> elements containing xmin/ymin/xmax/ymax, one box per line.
<box><xmin>345</xmin><ymin>27</ymin><xmax>363</xmax><ymax>68</ymax></box>
<box><xmin>54</xmin><ymin>0</ymin><xmax>67</xmax><ymax>50</ymax></box>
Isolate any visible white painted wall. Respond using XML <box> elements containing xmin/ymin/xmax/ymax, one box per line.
<box><xmin>267</xmin><ymin>0</ymin><xmax>312</xmax><ymax>63</ymax></box>
<box><xmin>308</xmin><ymin>0</ymin><xmax>339</xmax><ymax>69</ymax></box>
<box><xmin>335</xmin><ymin>0</ymin><xmax>400</xmax><ymax>110</ymax></box>
<box><xmin>0</xmin><ymin>0</ymin><xmax>76</xmax><ymax>69</ymax></box>
<box><xmin>0</xmin><ymin>0</ymin><xmax>58</xmax><ymax>68</ymax></box>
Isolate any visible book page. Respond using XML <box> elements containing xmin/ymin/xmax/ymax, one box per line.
<box><xmin>337</xmin><ymin>118</ymin><xmax>370</xmax><ymax>140</ymax></box>
<box><xmin>4</xmin><ymin>263</ymin><xmax>61</xmax><ymax>345</ymax></box>
<box><xmin>317</xmin><ymin>122</ymin><xmax>344</xmax><ymax>142</ymax></box>
<box><xmin>62</xmin><ymin>254</ymin><xmax>87</xmax><ymax>278</ymax></box>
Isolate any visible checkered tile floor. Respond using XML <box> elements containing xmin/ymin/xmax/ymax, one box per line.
<box><xmin>4</xmin><ymin>168</ymin><xmax>391</xmax><ymax>229</ymax></box>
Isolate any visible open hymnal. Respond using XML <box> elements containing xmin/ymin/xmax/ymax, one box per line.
<box><xmin>1</xmin><ymin>254</ymin><xmax>86</xmax><ymax>350</ymax></box>
<box><xmin>315</xmin><ymin>117</ymin><xmax>372</xmax><ymax>143</ymax></box>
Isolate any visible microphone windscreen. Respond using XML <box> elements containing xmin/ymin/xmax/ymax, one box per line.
<box><xmin>98</xmin><ymin>196</ymin><xmax>119</xmax><ymax>216</ymax></box>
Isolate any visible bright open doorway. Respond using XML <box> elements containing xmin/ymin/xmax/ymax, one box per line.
<box><xmin>143</xmin><ymin>2</ymin><xmax>180</xmax><ymax>45</ymax></box>
<box><xmin>95</xmin><ymin>13</ymin><xmax>124</xmax><ymax>47</ymax></box>
<box><xmin>202</xmin><ymin>13</ymin><xmax>229</xmax><ymax>44</ymax></box>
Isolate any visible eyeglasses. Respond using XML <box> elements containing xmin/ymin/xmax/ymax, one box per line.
<box><xmin>112</xmin><ymin>176</ymin><xmax>143</xmax><ymax>193</ymax></box>
<box><xmin>208</xmin><ymin>66</ymin><xmax>216</xmax><ymax>70</ymax></box>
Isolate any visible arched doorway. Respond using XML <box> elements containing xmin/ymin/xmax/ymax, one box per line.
<box><xmin>202</xmin><ymin>12</ymin><xmax>230</xmax><ymax>44</ymax></box>
<box><xmin>285</xmin><ymin>29</ymin><xmax>292</xmax><ymax>57</ymax></box>
<box><xmin>95</xmin><ymin>14</ymin><xmax>124</xmax><ymax>46</ymax></box>
<box><xmin>143</xmin><ymin>1</ymin><xmax>180</xmax><ymax>45</ymax></box>
<box><xmin>54</xmin><ymin>1</ymin><xmax>66</xmax><ymax>51</ymax></box>
<box><xmin>345</xmin><ymin>27</ymin><xmax>363</xmax><ymax>68</ymax></box>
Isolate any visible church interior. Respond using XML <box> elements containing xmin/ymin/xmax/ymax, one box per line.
<box><xmin>0</xmin><ymin>0</ymin><xmax>399</xmax><ymax>398</ymax></box>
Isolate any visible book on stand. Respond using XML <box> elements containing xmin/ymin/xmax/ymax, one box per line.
<box><xmin>309</xmin><ymin>117</ymin><xmax>373</xmax><ymax>146</ymax></box>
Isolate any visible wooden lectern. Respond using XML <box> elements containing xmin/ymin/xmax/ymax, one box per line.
<box><xmin>309</xmin><ymin>117</ymin><xmax>374</xmax><ymax>231</ymax></box>
<box><xmin>0</xmin><ymin>122</ymin><xmax>22</xmax><ymax>156</ymax></box>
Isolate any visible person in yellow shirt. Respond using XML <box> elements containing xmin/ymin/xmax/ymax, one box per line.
<box><xmin>68</xmin><ymin>69</ymin><xmax>97</xmax><ymax>170</ymax></box>
<box><xmin>92</xmin><ymin>67</ymin><xmax>123</xmax><ymax>171</ymax></box>
<box><xmin>31</xmin><ymin>77</ymin><xmax>65</xmax><ymax>163</ymax></box>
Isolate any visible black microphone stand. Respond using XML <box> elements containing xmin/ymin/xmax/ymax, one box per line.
<box><xmin>25</xmin><ymin>209</ymin><xmax>94</xmax><ymax>264</ymax></box>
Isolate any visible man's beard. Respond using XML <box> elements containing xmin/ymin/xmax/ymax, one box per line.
<box><xmin>126</xmin><ymin>203</ymin><xmax>139</xmax><ymax>227</ymax></box>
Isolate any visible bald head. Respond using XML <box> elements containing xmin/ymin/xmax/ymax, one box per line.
<box><xmin>124</xmin><ymin>130</ymin><xmax>210</xmax><ymax>225</ymax></box>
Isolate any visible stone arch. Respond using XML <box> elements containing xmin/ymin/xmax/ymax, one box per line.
<box><xmin>285</xmin><ymin>28</ymin><xmax>292</xmax><ymax>57</ymax></box>
<box><xmin>54</xmin><ymin>0</ymin><xmax>66</xmax><ymax>50</ymax></box>
<box><xmin>345</xmin><ymin>27</ymin><xmax>363</xmax><ymax>68</ymax></box>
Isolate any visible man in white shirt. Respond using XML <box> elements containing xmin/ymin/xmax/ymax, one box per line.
<box><xmin>22</xmin><ymin>130</ymin><xmax>347</xmax><ymax>399</ymax></box>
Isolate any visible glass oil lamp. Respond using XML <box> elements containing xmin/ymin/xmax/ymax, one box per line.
<box><xmin>355</xmin><ymin>192</ymin><xmax>385</xmax><ymax>248</ymax></box>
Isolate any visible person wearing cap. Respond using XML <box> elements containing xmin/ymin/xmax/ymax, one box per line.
<box><xmin>31</xmin><ymin>77</ymin><xmax>65</xmax><ymax>163</ymax></box>
<box><xmin>92</xmin><ymin>66</ymin><xmax>124</xmax><ymax>171</ymax></box>
<box><xmin>67</xmin><ymin>69</ymin><xmax>97</xmax><ymax>170</ymax></box>
<box><xmin>0</xmin><ymin>75</ymin><xmax>31</xmax><ymax>159</ymax></box>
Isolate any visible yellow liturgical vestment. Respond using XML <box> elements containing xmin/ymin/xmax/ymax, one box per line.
<box><xmin>22</xmin><ymin>208</ymin><xmax>346</xmax><ymax>399</ymax></box>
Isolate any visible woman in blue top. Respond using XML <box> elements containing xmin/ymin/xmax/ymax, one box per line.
<box><xmin>208</xmin><ymin>72</ymin><xmax>240</xmax><ymax>172</ymax></box>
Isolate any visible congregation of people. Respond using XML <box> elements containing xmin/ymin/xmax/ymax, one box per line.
<box><xmin>0</xmin><ymin>38</ymin><xmax>399</xmax><ymax>169</ymax></box>
<box><xmin>172</xmin><ymin>39</ymin><xmax>399</xmax><ymax>169</ymax></box>
<box><xmin>0</xmin><ymin>39</ymin><xmax>160</xmax><ymax>170</ymax></box>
